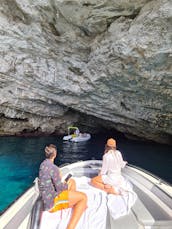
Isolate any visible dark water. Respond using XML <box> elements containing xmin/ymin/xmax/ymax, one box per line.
<box><xmin>0</xmin><ymin>133</ymin><xmax>172</xmax><ymax>213</ymax></box>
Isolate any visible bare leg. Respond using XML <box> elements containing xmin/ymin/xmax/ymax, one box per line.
<box><xmin>68</xmin><ymin>178</ymin><xmax>76</xmax><ymax>191</ymax></box>
<box><xmin>91</xmin><ymin>176</ymin><xmax>118</xmax><ymax>194</ymax></box>
<box><xmin>67</xmin><ymin>191</ymin><xmax>87</xmax><ymax>229</ymax></box>
<box><xmin>91</xmin><ymin>175</ymin><xmax>105</xmax><ymax>190</ymax></box>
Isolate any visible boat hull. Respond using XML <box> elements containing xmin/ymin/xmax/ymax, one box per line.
<box><xmin>70</xmin><ymin>133</ymin><xmax>91</xmax><ymax>142</ymax></box>
<box><xmin>0</xmin><ymin>160</ymin><xmax>172</xmax><ymax>229</ymax></box>
<box><xmin>63</xmin><ymin>135</ymin><xmax>72</xmax><ymax>141</ymax></box>
<box><xmin>63</xmin><ymin>133</ymin><xmax>91</xmax><ymax>142</ymax></box>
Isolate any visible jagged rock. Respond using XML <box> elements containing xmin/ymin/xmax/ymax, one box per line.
<box><xmin>0</xmin><ymin>0</ymin><xmax>171</xmax><ymax>144</ymax></box>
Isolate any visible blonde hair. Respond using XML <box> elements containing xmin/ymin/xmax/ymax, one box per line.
<box><xmin>45</xmin><ymin>144</ymin><xmax>57</xmax><ymax>158</ymax></box>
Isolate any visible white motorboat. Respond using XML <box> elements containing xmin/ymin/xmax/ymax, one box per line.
<box><xmin>0</xmin><ymin>160</ymin><xmax>172</xmax><ymax>229</ymax></box>
<box><xmin>70</xmin><ymin>133</ymin><xmax>91</xmax><ymax>142</ymax></box>
<box><xmin>63</xmin><ymin>126</ymin><xmax>91</xmax><ymax>142</ymax></box>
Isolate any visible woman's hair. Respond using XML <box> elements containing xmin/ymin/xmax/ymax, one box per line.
<box><xmin>45</xmin><ymin>144</ymin><xmax>57</xmax><ymax>158</ymax></box>
<box><xmin>104</xmin><ymin>144</ymin><xmax>116</xmax><ymax>154</ymax></box>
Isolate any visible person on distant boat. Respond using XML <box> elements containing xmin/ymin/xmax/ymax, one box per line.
<box><xmin>74</xmin><ymin>128</ymin><xmax>80</xmax><ymax>136</ymax></box>
<box><xmin>91</xmin><ymin>138</ymin><xmax>127</xmax><ymax>194</ymax></box>
<box><xmin>39</xmin><ymin>144</ymin><xmax>87</xmax><ymax>229</ymax></box>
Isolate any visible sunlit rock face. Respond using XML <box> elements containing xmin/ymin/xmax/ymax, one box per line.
<box><xmin>0</xmin><ymin>0</ymin><xmax>172</xmax><ymax>144</ymax></box>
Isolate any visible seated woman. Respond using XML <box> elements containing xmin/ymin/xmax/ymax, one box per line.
<box><xmin>39</xmin><ymin>144</ymin><xmax>87</xmax><ymax>229</ymax></box>
<box><xmin>91</xmin><ymin>138</ymin><xmax>127</xmax><ymax>194</ymax></box>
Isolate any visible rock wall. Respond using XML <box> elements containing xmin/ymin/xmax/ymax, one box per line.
<box><xmin>0</xmin><ymin>0</ymin><xmax>172</xmax><ymax>144</ymax></box>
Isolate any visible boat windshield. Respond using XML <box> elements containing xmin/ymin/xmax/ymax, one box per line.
<box><xmin>67</xmin><ymin>126</ymin><xmax>79</xmax><ymax>135</ymax></box>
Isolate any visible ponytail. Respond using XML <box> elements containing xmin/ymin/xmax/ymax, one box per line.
<box><xmin>104</xmin><ymin>145</ymin><xmax>116</xmax><ymax>154</ymax></box>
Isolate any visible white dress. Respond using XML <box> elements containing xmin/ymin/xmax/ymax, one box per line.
<box><xmin>100</xmin><ymin>150</ymin><xmax>127</xmax><ymax>191</ymax></box>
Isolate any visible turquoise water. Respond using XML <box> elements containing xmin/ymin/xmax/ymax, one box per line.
<box><xmin>0</xmin><ymin>134</ymin><xmax>172</xmax><ymax>213</ymax></box>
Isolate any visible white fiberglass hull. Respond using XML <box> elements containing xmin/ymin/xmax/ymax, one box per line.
<box><xmin>70</xmin><ymin>133</ymin><xmax>91</xmax><ymax>142</ymax></box>
<box><xmin>0</xmin><ymin>160</ymin><xmax>172</xmax><ymax>229</ymax></box>
<box><xmin>63</xmin><ymin>133</ymin><xmax>91</xmax><ymax>142</ymax></box>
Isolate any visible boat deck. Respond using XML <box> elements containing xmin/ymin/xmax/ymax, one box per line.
<box><xmin>0</xmin><ymin>160</ymin><xmax>172</xmax><ymax>229</ymax></box>
<box><xmin>61</xmin><ymin>161</ymin><xmax>172</xmax><ymax>228</ymax></box>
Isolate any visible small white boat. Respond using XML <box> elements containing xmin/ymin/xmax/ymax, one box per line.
<box><xmin>0</xmin><ymin>160</ymin><xmax>172</xmax><ymax>229</ymax></box>
<box><xmin>70</xmin><ymin>133</ymin><xmax>91</xmax><ymax>142</ymax></box>
<box><xmin>63</xmin><ymin>126</ymin><xmax>91</xmax><ymax>142</ymax></box>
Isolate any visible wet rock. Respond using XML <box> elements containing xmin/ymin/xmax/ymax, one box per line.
<box><xmin>0</xmin><ymin>0</ymin><xmax>171</xmax><ymax>144</ymax></box>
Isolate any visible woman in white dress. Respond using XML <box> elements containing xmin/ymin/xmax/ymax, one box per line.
<box><xmin>91</xmin><ymin>138</ymin><xmax>127</xmax><ymax>194</ymax></box>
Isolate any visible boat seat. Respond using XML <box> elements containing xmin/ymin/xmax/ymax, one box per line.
<box><xmin>70</xmin><ymin>167</ymin><xmax>99</xmax><ymax>178</ymax></box>
<box><xmin>109</xmin><ymin>211</ymin><xmax>139</xmax><ymax>229</ymax></box>
<box><xmin>132</xmin><ymin>198</ymin><xmax>155</xmax><ymax>226</ymax></box>
<box><xmin>109</xmin><ymin>197</ymin><xmax>154</xmax><ymax>229</ymax></box>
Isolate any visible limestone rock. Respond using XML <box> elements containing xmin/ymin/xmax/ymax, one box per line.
<box><xmin>0</xmin><ymin>0</ymin><xmax>171</xmax><ymax>144</ymax></box>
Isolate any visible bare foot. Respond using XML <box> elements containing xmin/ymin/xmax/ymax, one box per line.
<box><xmin>104</xmin><ymin>184</ymin><xmax>119</xmax><ymax>194</ymax></box>
<box><xmin>107</xmin><ymin>187</ymin><xmax>116</xmax><ymax>194</ymax></box>
<box><xmin>104</xmin><ymin>184</ymin><xmax>112</xmax><ymax>189</ymax></box>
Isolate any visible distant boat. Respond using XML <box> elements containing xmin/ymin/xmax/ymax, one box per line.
<box><xmin>63</xmin><ymin>126</ymin><xmax>91</xmax><ymax>142</ymax></box>
<box><xmin>0</xmin><ymin>160</ymin><xmax>172</xmax><ymax>229</ymax></box>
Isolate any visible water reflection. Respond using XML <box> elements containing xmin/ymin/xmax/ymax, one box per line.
<box><xmin>59</xmin><ymin>141</ymin><xmax>91</xmax><ymax>164</ymax></box>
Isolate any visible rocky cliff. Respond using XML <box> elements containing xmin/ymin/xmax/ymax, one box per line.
<box><xmin>0</xmin><ymin>0</ymin><xmax>172</xmax><ymax>144</ymax></box>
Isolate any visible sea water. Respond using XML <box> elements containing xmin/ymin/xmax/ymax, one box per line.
<box><xmin>0</xmin><ymin>133</ymin><xmax>172</xmax><ymax>213</ymax></box>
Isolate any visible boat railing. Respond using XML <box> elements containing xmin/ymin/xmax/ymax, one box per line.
<box><xmin>127</xmin><ymin>163</ymin><xmax>172</xmax><ymax>187</ymax></box>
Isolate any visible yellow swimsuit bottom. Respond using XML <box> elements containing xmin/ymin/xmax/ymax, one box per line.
<box><xmin>49</xmin><ymin>190</ymin><xmax>69</xmax><ymax>213</ymax></box>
